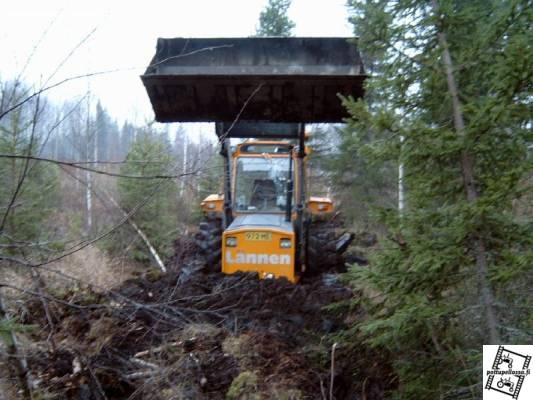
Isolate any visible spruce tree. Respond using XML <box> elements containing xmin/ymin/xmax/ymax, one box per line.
<box><xmin>117</xmin><ymin>128</ymin><xmax>178</xmax><ymax>262</ymax></box>
<box><xmin>255</xmin><ymin>0</ymin><xmax>295</xmax><ymax>37</ymax></box>
<box><xmin>0</xmin><ymin>81</ymin><xmax>58</xmax><ymax>255</ymax></box>
<box><xmin>119</xmin><ymin>121</ymin><xmax>135</xmax><ymax>159</ymax></box>
<box><xmin>196</xmin><ymin>144</ymin><xmax>223</xmax><ymax>202</ymax></box>
<box><xmin>342</xmin><ymin>1</ymin><xmax>532</xmax><ymax>397</ymax></box>
<box><xmin>321</xmin><ymin>124</ymin><xmax>398</xmax><ymax>229</ymax></box>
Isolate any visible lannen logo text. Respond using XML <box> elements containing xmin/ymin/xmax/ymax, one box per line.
<box><xmin>226</xmin><ymin>251</ymin><xmax>291</xmax><ymax>265</ymax></box>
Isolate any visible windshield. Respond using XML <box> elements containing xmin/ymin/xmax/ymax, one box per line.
<box><xmin>234</xmin><ymin>156</ymin><xmax>291</xmax><ymax>212</ymax></box>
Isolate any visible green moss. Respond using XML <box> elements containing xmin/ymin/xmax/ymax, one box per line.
<box><xmin>222</xmin><ymin>334</ymin><xmax>259</xmax><ymax>370</ymax></box>
<box><xmin>226</xmin><ymin>371</ymin><xmax>261</xmax><ymax>400</ymax></box>
<box><xmin>268</xmin><ymin>388</ymin><xmax>303</xmax><ymax>400</ymax></box>
<box><xmin>145</xmin><ymin>269</ymin><xmax>164</xmax><ymax>282</ymax></box>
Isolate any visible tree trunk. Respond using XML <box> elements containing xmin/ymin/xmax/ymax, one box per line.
<box><xmin>104</xmin><ymin>193</ymin><xmax>167</xmax><ymax>273</ymax></box>
<box><xmin>85</xmin><ymin>94</ymin><xmax>93</xmax><ymax>233</ymax></box>
<box><xmin>181</xmin><ymin>134</ymin><xmax>187</xmax><ymax>196</ymax></box>
<box><xmin>432</xmin><ymin>0</ymin><xmax>500</xmax><ymax>344</ymax></box>
<box><xmin>398</xmin><ymin>135</ymin><xmax>405</xmax><ymax>215</ymax></box>
<box><xmin>30</xmin><ymin>270</ymin><xmax>56</xmax><ymax>352</ymax></box>
<box><xmin>60</xmin><ymin>166</ymin><xmax>167</xmax><ymax>273</ymax></box>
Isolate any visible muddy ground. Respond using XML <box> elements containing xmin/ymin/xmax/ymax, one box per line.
<box><xmin>11</xmin><ymin>235</ymin><xmax>393</xmax><ymax>399</ymax></box>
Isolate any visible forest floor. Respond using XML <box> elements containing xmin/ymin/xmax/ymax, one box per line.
<box><xmin>2</xmin><ymin>236</ymin><xmax>395</xmax><ymax>400</ymax></box>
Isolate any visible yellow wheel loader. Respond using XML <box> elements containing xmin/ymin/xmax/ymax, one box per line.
<box><xmin>142</xmin><ymin>37</ymin><xmax>366</xmax><ymax>282</ymax></box>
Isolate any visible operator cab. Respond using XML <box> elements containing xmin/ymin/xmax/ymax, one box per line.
<box><xmin>233</xmin><ymin>141</ymin><xmax>294</xmax><ymax>213</ymax></box>
<box><xmin>223</xmin><ymin>140</ymin><xmax>298</xmax><ymax>282</ymax></box>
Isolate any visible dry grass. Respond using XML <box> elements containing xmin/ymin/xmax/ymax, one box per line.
<box><xmin>1</xmin><ymin>245</ymin><xmax>136</xmax><ymax>300</ymax></box>
<box><xmin>44</xmin><ymin>245</ymin><xmax>136</xmax><ymax>291</ymax></box>
<box><xmin>0</xmin><ymin>245</ymin><xmax>139</xmax><ymax>399</ymax></box>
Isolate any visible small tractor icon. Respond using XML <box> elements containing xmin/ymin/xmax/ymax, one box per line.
<box><xmin>497</xmin><ymin>377</ymin><xmax>514</xmax><ymax>393</ymax></box>
<box><xmin>498</xmin><ymin>353</ymin><xmax>513</xmax><ymax>369</ymax></box>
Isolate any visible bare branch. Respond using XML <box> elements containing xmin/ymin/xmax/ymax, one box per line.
<box><xmin>0</xmin><ymin>68</ymin><xmax>132</xmax><ymax>121</ymax></box>
<box><xmin>61</xmin><ymin>166</ymin><xmax>167</xmax><ymax>273</ymax></box>
<box><xmin>13</xmin><ymin>8</ymin><xmax>63</xmax><ymax>90</ymax></box>
<box><xmin>0</xmin><ymin>44</ymin><xmax>234</xmax><ymax>121</ymax></box>
<box><xmin>218</xmin><ymin>83</ymin><xmax>265</xmax><ymax>142</ymax></box>
<box><xmin>43</xmin><ymin>27</ymin><xmax>98</xmax><ymax>88</ymax></box>
<box><xmin>0</xmin><ymin>154</ymin><xmax>199</xmax><ymax>179</ymax></box>
<box><xmin>147</xmin><ymin>44</ymin><xmax>234</xmax><ymax>69</ymax></box>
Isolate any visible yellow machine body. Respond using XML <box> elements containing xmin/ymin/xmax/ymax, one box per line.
<box><xmin>222</xmin><ymin>221</ymin><xmax>297</xmax><ymax>282</ymax></box>
<box><xmin>200</xmin><ymin>139</ymin><xmax>334</xmax><ymax>283</ymax></box>
<box><xmin>200</xmin><ymin>194</ymin><xmax>224</xmax><ymax>217</ymax></box>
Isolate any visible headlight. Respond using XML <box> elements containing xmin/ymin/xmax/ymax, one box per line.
<box><xmin>317</xmin><ymin>203</ymin><xmax>327</xmax><ymax>211</ymax></box>
<box><xmin>207</xmin><ymin>203</ymin><xmax>216</xmax><ymax>209</ymax></box>
<box><xmin>280</xmin><ymin>238</ymin><xmax>292</xmax><ymax>248</ymax></box>
<box><xmin>226</xmin><ymin>236</ymin><xmax>237</xmax><ymax>247</ymax></box>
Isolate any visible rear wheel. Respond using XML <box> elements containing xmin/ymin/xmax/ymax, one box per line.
<box><xmin>194</xmin><ymin>218</ymin><xmax>222</xmax><ymax>272</ymax></box>
<box><xmin>307</xmin><ymin>220</ymin><xmax>353</xmax><ymax>275</ymax></box>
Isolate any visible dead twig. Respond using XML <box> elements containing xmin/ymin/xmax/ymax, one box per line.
<box><xmin>0</xmin><ymin>154</ymin><xmax>195</xmax><ymax>180</ymax></box>
<box><xmin>30</xmin><ymin>269</ymin><xmax>56</xmax><ymax>352</ymax></box>
<box><xmin>123</xmin><ymin>370</ymin><xmax>158</xmax><ymax>380</ymax></box>
<box><xmin>128</xmin><ymin>358</ymin><xmax>160</xmax><ymax>370</ymax></box>
<box><xmin>82</xmin><ymin>356</ymin><xmax>109</xmax><ymax>400</ymax></box>
<box><xmin>0</xmin><ymin>291</ymin><xmax>35</xmax><ymax>399</ymax></box>
<box><xmin>134</xmin><ymin>341</ymin><xmax>183</xmax><ymax>358</ymax></box>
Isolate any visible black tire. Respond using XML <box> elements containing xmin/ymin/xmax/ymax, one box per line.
<box><xmin>307</xmin><ymin>220</ymin><xmax>353</xmax><ymax>275</ymax></box>
<box><xmin>194</xmin><ymin>218</ymin><xmax>222</xmax><ymax>272</ymax></box>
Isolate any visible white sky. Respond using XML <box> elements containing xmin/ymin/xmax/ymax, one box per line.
<box><xmin>1</xmin><ymin>0</ymin><xmax>353</xmax><ymax>140</ymax></box>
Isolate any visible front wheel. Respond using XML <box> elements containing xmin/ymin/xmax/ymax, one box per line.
<box><xmin>194</xmin><ymin>218</ymin><xmax>222</xmax><ymax>272</ymax></box>
<box><xmin>307</xmin><ymin>220</ymin><xmax>354</xmax><ymax>275</ymax></box>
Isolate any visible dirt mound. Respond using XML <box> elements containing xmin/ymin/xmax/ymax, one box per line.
<box><xmin>115</xmin><ymin>271</ymin><xmax>351</xmax><ymax>340</ymax></box>
<box><xmin>17</xmin><ymin>237</ymin><xmax>392</xmax><ymax>399</ymax></box>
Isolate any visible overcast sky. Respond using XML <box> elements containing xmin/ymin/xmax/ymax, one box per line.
<box><xmin>1</xmin><ymin>0</ymin><xmax>353</xmax><ymax>139</ymax></box>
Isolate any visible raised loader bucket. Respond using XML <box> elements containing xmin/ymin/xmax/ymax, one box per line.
<box><xmin>141</xmin><ymin>37</ymin><xmax>366</xmax><ymax>124</ymax></box>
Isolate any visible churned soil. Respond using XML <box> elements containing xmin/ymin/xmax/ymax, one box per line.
<box><xmin>19</xmin><ymin>236</ymin><xmax>392</xmax><ymax>399</ymax></box>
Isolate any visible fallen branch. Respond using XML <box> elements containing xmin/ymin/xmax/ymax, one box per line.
<box><xmin>0</xmin><ymin>292</ymin><xmax>35</xmax><ymax>399</ymax></box>
<box><xmin>30</xmin><ymin>269</ymin><xmax>56</xmax><ymax>352</ymax></box>
<box><xmin>99</xmin><ymin>190</ymin><xmax>167</xmax><ymax>273</ymax></box>
<box><xmin>82</xmin><ymin>356</ymin><xmax>109</xmax><ymax>400</ymax></box>
<box><xmin>123</xmin><ymin>370</ymin><xmax>158</xmax><ymax>380</ymax></box>
<box><xmin>59</xmin><ymin>166</ymin><xmax>167</xmax><ymax>273</ymax></box>
<box><xmin>129</xmin><ymin>357</ymin><xmax>160</xmax><ymax>370</ymax></box>
<box><xmin>134</xmin><ymin>341</ymin><xmax>183</xmax><ymax>358</ymax></box>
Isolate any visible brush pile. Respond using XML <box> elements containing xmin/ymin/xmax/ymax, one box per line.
<box><xmin>15</xmin><ymin>237</ymin><xmax>391</xmax><ymax>399</ymax></box>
